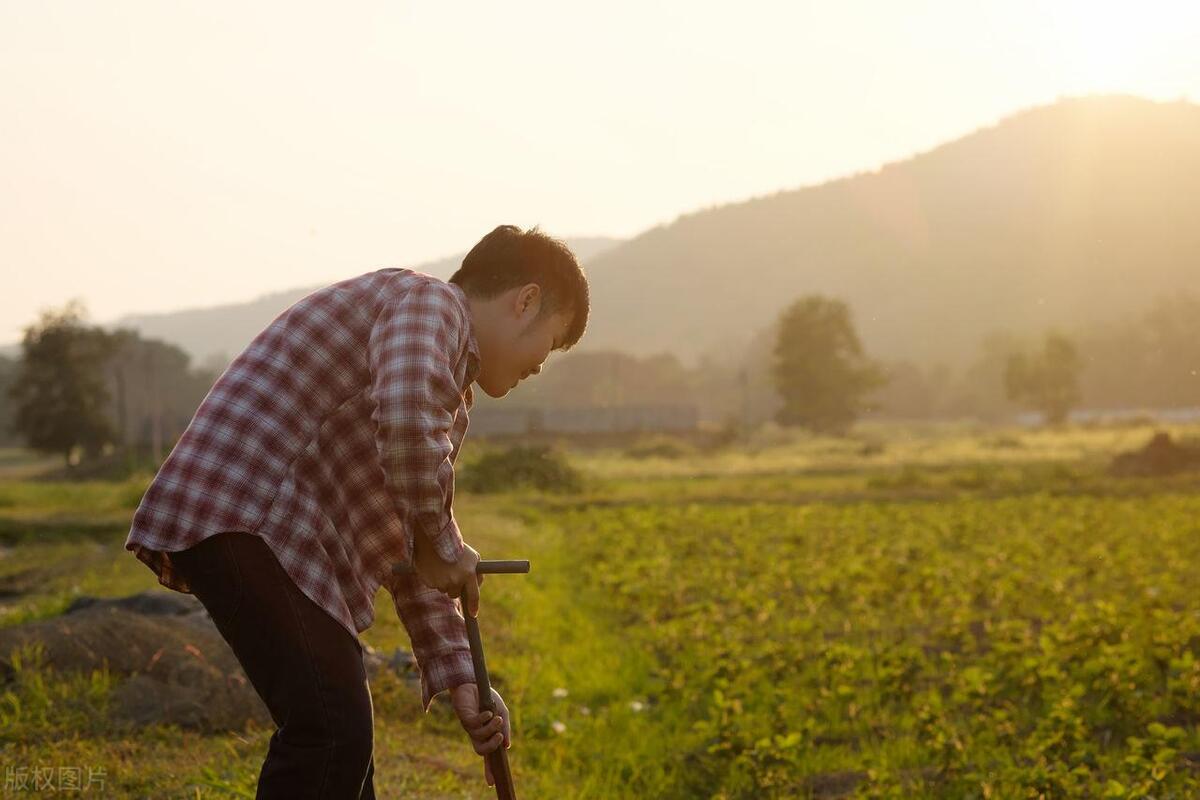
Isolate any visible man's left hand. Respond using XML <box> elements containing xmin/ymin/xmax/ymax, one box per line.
<box><xmin>450</xmin><ymin>682</ymin><xmax>512</xmax><ymax>787</ymax></box>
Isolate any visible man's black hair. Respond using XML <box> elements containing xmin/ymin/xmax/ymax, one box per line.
<box><xmin>449</xmin><ymin>225</ymin><xmax>589</xmax><ymax>350</ymax></box>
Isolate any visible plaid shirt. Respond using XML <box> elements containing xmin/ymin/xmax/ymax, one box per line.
<box><xmin>125</xmin><ymin>268</ymin><xmax>480</xmax><ymax>712</ymax></box>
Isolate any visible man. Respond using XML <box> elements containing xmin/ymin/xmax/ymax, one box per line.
<box><xmin>124</xmin><ymin>224</ymin><xmax>589</xmax><ymax>797</ymax></box>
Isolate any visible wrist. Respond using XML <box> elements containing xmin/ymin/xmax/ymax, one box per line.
<box><xmin>426</xmin><ymin>515</ymin><xmax>465</xmax><ymax>564</ymax></box>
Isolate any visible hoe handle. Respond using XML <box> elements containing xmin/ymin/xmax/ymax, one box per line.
<box><xmin>391</xmin><ymin>560</ymin><xmax>530</xmax><ymax>576</ymax></box>
<box><xmin>466</xmin><ymin>610</ymin><xmax>517</xmax><ymax>800</ymax></box>
<box><xmin>390</xmin><ymin>558</ymin><xmax>527</xmax><ymax>799</ymax></box>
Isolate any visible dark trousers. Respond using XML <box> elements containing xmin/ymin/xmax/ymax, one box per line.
<box><xmin>171</xmin><ymin>531</ymin><xmax>377</xmax><ymax>799</ymax></box>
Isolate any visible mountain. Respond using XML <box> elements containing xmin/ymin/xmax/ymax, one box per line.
<box><xmin>579</xmin><ymin>95</ymin><xmax>1200</xmax><ymax>368</ymax></box>
<box><xmin>14</xmin><ymin>96</ymin><xmax>1200</xmax><ymax>375</ymax></box>
<box><xmin>105</xmin><ymin>236</ymin><xmax>621</xmax><ymax>367</ymax></box>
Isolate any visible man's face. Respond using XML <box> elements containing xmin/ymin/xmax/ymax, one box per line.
<box><xmin>476</xmin><ymin>288</ymin><xmax>573</xmax><ymax>398</ymax></box>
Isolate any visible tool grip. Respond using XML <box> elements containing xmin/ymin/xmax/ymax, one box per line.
<box><xmin>392</xmin><ymin>560</ymin><xmax>530</xmax><ymax>575</ymax></box>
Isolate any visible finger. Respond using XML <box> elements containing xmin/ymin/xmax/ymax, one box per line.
<box><xmin>460</xmin><ymin>703</ymin><xmax>485</xmax><ymax>729</ymax></box>
<box><xmin>488</xmin><ymin>705</ymin><xmax>506</xmax><ymax>748</ymax></box>
<box><xmin>477</xmin><ymin>572</ymin><xmax>485</xmax><ymax>587</ymax></box>
<box><xmin>463</xmin><ymin>578</ymin><xmax>480</xmax><ymax>619</ymax></box>
<box><xmin>469</xmin><ymin>716</ymin><xmax>502</xmax><ymax>741</ymax></box>
<box><xmin>465</xmin><ymin>701</ymin><xmax>489</xmax><ymax>731</ymax></box>
<box><xmin>474</xmin><ymin>731</ymin><xmax>503</xmax><ymax>755</ymax></box>
<box><xmin>491</xmin><ymin>698</ymin><xmax>511</xmax><ymax>748</ymax></box>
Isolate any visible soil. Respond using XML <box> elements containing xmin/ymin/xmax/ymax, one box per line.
<box><xmin>0</xmin><ymin>590</ymin><xmax>419</xmax><ymax>733</ymax></box>
<box><xmin>1110</xmin><ymin>431</ymin><xmax>1200</xmax><ymax>477</ymax></box>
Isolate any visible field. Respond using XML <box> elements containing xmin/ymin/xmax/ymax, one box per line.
<box><xmin>2</xmin><ymin>422</ymin><xmax>1199</xmax><ymax>798</ymax></box>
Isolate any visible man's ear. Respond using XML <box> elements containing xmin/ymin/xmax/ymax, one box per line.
<box><xmin>516</xmin><ymin>283</ymin><xmax>542</xmax><ymax>318</ymax></box>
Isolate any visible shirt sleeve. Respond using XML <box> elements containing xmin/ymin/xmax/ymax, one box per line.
<box><xmin>367</xmin><ymin>281</ymin><xmax>468</xmax><ymax>565</ymax></box>
<box><xmin>388</xmin><ymin>570</ymin><xmax>475</xmax><ymax>712</ymax></box>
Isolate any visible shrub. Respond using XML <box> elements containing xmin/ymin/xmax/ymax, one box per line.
<box><xmin>625</xmin><ymin>435</ymin><xmax>696</xmax><ymax>460</ymax></box>
<box><xmin>459</xmin><ymin>446</ymin><xmax>583</xmax><ymax>494</ymax></box>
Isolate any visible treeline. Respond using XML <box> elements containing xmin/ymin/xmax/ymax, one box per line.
<box><xmin>3</xmin><ymin>290</ymin><xmax>1195</xmax><ymax>463</ymax></box>
<box><xmin>877</xmin><ymin>293</ymin><xmax>1200</xmax><ymax>420</ymax></box>
<box><xmin>1</xmin><ymin>301</ymin><xmax>219</xmax><ymax>467</ymax></box>
<box><xmin>0</xmin><ymin>356</ymin><xmax>17</xmax><ymax>447</ymax></box>
<box><xmin>496</xmin><ymin>291</ymin><xmax>1200</xmax><ymax>430</ymax></box>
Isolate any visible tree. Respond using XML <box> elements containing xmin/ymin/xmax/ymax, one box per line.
<box><xmin>1076</xmin><ymin>292</ymin><xmax>1200</xmax><ymax>410</ymax></box>
<box><xmin>1003</xmin><ymin>332</ymin><xmax>1082</xmax><ymax>425</ymax></box>
<box><xmin>103</xmin><ymin>328</ymin><xmax>214</xmax><ymax>462</ymax></box>
<box><xmin>871</xmin><ymin>360</ymin><xmax>954</xmax><ymax>420</ymax></box>
<box><xmin>9</xmin><ymin>301</ymin><xmax>118</xmax><ymax>467</ymax></box>
<box><xmin>770</xmin><ymin>296</ymin><xmax>886</xmax><ymax>434</ymax></box>
<box><xmin>0</xmin><ymin>354</ymin><xmax>19</xmax><ymax>447</ymax></box>
<box><xmin>498</xmin><ymin>350</ymin><xmax>695</xmax><ymax>408</ymax></box>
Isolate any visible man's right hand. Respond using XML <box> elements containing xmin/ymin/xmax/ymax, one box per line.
<box><xmin>412</xmin><ymin>530</ymin><xmax>483</xmax><ymax>617</ymax></box>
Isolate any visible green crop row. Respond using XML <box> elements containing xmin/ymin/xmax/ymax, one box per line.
<box><xmin>523</xmin><ymin>494</ymin><xmax>1200</xmax><ymax>798</ymax></box>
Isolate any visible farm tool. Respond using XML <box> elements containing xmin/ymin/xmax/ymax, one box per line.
<box><xmin>392</xmin><ymin>558</ymin><xmax>529</xmax><ymax>800</ymax></box>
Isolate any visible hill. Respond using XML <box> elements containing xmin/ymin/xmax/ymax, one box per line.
<box><xmin>11</xmin><ymin>96</ymin><xmax>1198</xmax><ymax>377</ymax></box>
<box><xmin>579</xmin><ymin>95</ymin><xmax>1200</xmax><ymax>367</ymax></box>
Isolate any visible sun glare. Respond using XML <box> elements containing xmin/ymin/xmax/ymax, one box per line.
<box><xmin>1046</xmin><ymin>1</ymin><xmax>1191</xmax><ymax>94</ymax></box>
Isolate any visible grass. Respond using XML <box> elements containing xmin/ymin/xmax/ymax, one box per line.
<box><xmin>0</xmin><ymin>489</ymin><xmax>533</xmax><ymax>797</ymax></box>
<box><xmin>568</xmin><ymin>420</ymin><xmax>1196</xmax><ymax>480</ymax></box>
<box><xmin>1</xmin><ymin>423</ymin><xmax>1198</xmax><ymax>797</ymax></box>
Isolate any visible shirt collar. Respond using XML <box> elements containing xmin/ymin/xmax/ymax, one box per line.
<box><xmin>447</xmin><ymin>280</ymin><xmax>482</xmax><ymax>381</ymax></box>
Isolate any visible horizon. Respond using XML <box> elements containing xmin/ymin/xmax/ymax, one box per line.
<box><xmin>4</xmin><ymin>1</ymin><xmax>1200</xmax><ymax>342</ymax></box>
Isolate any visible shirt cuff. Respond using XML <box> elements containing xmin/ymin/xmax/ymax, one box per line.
<box><xmin>420</xmin><ymin>649</ymin><xmax>476</xmax><ymax>713</ymax></box>
<box><xmin>423</xmin><ymin>513</ymin><xmax>465</xmax><ymax>564</ymax></box>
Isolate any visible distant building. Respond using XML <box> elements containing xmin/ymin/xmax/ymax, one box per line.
<box><xmin>468</xmin><ymin>404</ymin><xmax>699</xmax><ymax>437</ymax></box>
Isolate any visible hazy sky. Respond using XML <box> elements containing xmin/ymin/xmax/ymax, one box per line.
<box><xmin>3</xmin><ymin>0</ymin><xmax>1199</xmax><ymax>343</ymax></box>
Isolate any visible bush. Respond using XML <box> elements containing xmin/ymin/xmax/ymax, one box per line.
<box><xmin>38</xmin><ymin>448</ymin><xmax>162</xmax><ymax>482</ymax></box>
<box><xmin>1110</xmin><ymin>431</ymin><xmax>1200</xmax><ymax>477</ymax></box>
<box><xmin>624</xmin><ymin>435</ymin><xmax>696</xmax><ymax>460</ymax></box>
<box><xmin>984</xmin><ymin>434</ymin><xmax>1025</xmax><ymax>449</ymax></box>
<box><xmin>459</xmin><ymin>446</ymin><xmax>583</xmax><ymax>494</ymax></box>
<box><xmin>857</xmin><ymin>439</ymin><xmax>886</xmax><ymax>457</ymax></box>
<box><xmin>865</xmin><ymin>465</ymin><xmax>929</xmax><ymax>491</ymax></box>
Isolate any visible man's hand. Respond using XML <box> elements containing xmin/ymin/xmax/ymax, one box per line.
<box><xmin>450</xmin><ymin>682</ymin><xmax>512</xmax><ymax>788</ymax></box>
<box><xmin>412</xmin><ymin>530</ymin><xmax>484</xmax><ymax>617</ymax></box>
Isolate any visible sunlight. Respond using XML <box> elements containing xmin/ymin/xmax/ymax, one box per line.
<box><xmin>1046</xmin><ymin>0</ymin><xmax>1188</xmax><ymax>93</ymax></box>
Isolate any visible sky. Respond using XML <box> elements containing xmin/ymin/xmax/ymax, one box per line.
<box><xmin>3</xmin><ymin>0</ymin><xmax>1199</xmax><ymax>344</ymax></box>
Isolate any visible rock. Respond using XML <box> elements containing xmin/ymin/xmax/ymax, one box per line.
<box><xmin>363</xmin><ymin>642</ymin><xmax>418</xmax><ymax>680</ymax></box>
